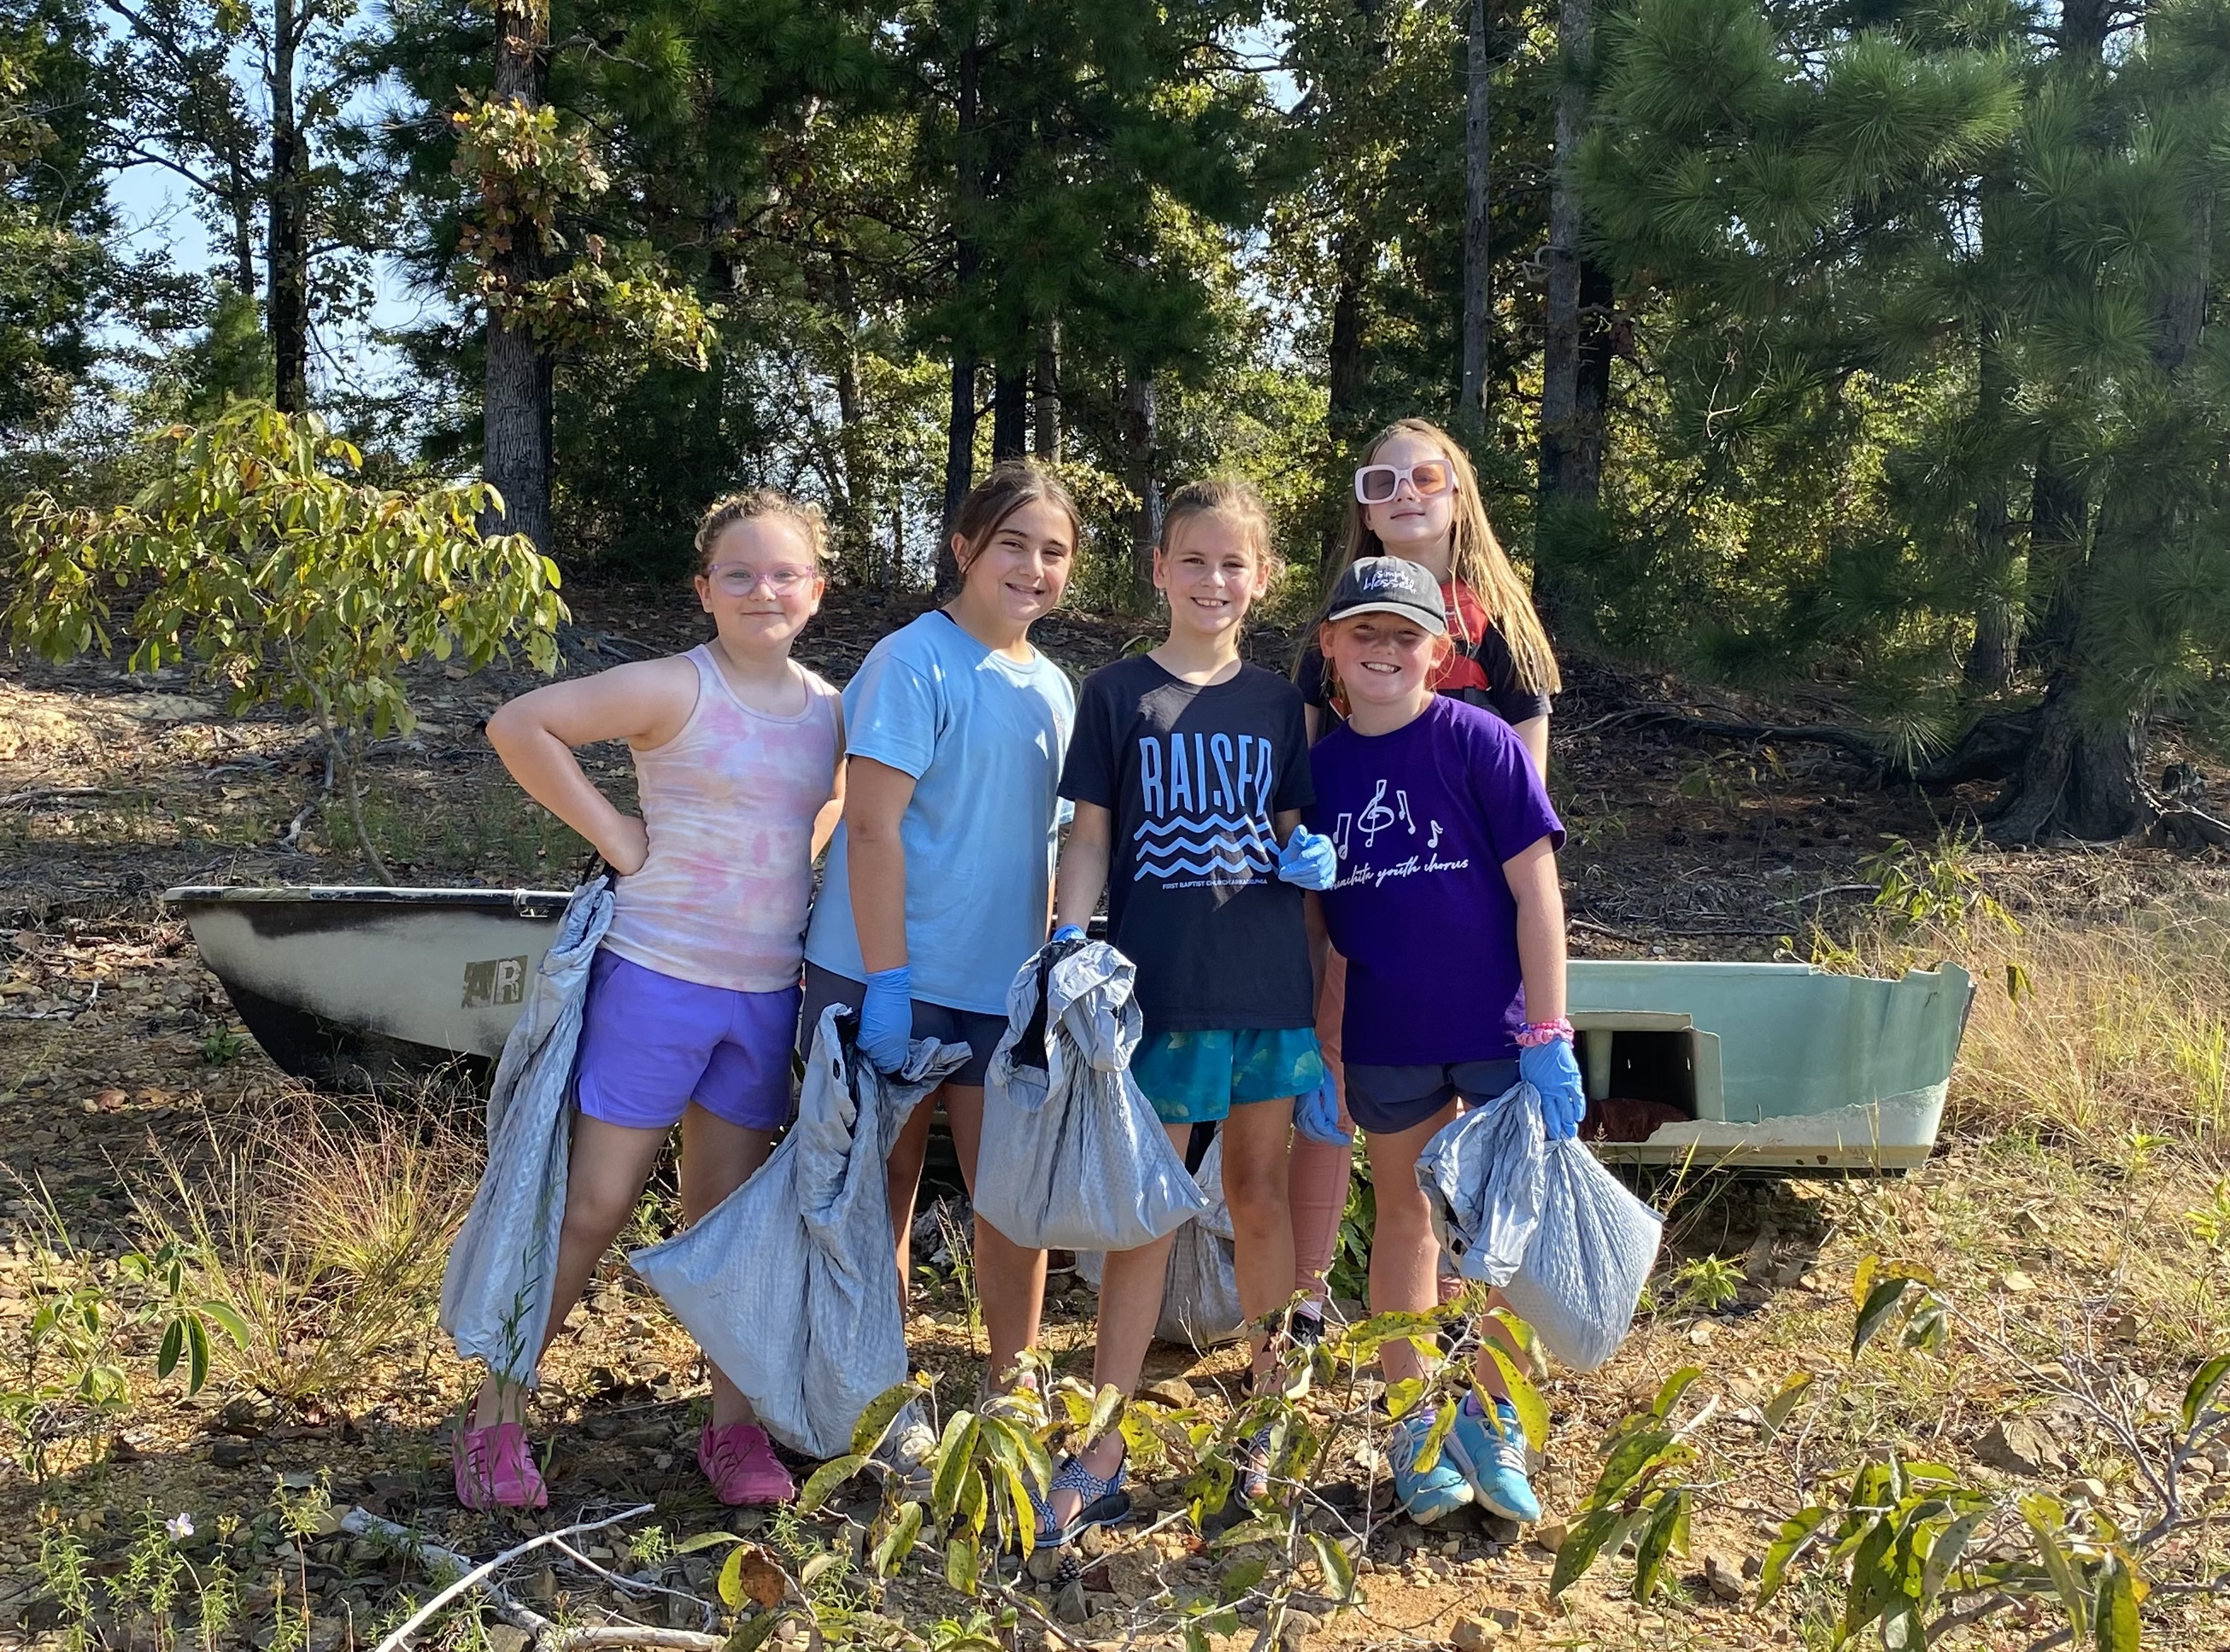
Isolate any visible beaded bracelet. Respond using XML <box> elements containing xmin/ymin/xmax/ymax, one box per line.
<box><xmin>1514</xmin><ymin>1017</ymin><xmax>1575</xmax><ymax>1048</ymax></box>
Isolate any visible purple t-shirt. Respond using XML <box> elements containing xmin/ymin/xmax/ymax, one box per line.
<box><xmin>1304</xmin><ymin>695</ymin><xmax>1564</xmax><ymax>1066</ymax></box>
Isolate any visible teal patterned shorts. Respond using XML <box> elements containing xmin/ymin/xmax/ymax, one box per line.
<box><xmin>1130</xmin><ymin>1028</ymin><xmax>1325</xmax><ymax>1125</ymax></box>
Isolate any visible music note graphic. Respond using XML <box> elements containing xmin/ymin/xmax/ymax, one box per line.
<box><xmin>1333</xmin><ymin>812</ymin><xmax>1353</xmax><ymax>858</ymax></box>
<box><xmin>1427</xmin><ymin>819</ymin><xmax>1442</xmax><ymax>850</ymax></box>
<box><xmin>1359</xmin><ymin>780</ymin><xmax>1397</xmax><ymax>848</ymax></box>
<box><xmin>1397</xmin><ymin>790</ymin><xmax>1414</xmax><ymax>833</ymax></box>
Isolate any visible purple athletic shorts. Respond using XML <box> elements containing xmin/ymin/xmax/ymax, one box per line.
<box><xmin>574</xmin><ymin>949</ymin><xmax>799</xmax><ymax>1133</ymax></box>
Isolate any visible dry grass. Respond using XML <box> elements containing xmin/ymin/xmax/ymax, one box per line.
<box><xmin>132</xmin><ymin>1091</ymin><xmax>481</xmax><ymax>1407</ymax></box>
<box><xmin>1958</xmin><ymin>907</ymin><xmax>2230</xmax><ymax>1145</ymax></box>
<box><xmin>1816</xmin><ymin>859</ymin><xmax>2230</xmax><ymax>1151</ymax></box>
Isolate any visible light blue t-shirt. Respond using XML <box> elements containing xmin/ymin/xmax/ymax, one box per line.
<box><xmin>805</xmin><ymin>610</ymin><xmax>1077</xmax><ymax>1016</ymax></box>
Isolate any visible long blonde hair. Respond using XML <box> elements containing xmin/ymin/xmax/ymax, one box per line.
<box><xmin>1329</xmin><ymin>418</ymin><xmax>1561</xmax><ymax>696</ymax></box>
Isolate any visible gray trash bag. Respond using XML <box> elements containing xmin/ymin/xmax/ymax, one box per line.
<box><xmin>630</xmin><ymin>1005</ymin><xmax>968</xmax><ymax>1459</ymax></box>
<box><xmin>972</xmin><ymin>940</ymin><xmax>1208</xmax><ymax>1252</ymax></box>
<box><xmin>439</xmin><ymin>876</ymin><xmax>614</xmax><ymax>1385</ymax></box>
<box><xmin>1075</xmin><ymin>1134</ymin><xmax>1247</xmax><ymax>1348</ymax></box>
<box><xmin>1415</xmin><ymin>1080</ymin><xmax>1546</xmax><ymax>1289</ymax></box>
<box><xmin>1501</xmin><ymin>1137</ymin><xmax>1664</xmax><ymax>1372</ymax></box>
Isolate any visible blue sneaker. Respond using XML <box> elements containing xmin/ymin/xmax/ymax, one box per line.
<box><xmin>1387</xmin><ymin>1411</ymin><xmax>1473</xmax><ymax>1525</ymax></box>
<box><xmin>1447</xmin><ymin>1396</ymin><xmax>1542</xmax><ymax>1523</ymax></box>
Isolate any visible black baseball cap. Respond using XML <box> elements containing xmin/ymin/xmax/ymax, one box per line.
<box><xmin>1323</xmin><ymin>557</ymin><xmax>1447</xmax><ymax>633</ymax></box>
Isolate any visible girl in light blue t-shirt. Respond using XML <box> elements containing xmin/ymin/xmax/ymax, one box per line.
<box><xmin>800</xmin><ymin>460</ymin><xmax>1079</xmax><ymax>1403</ymax></box>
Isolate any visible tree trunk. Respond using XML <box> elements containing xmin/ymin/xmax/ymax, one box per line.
<box><xmin>1992</xmin><ymin>125</ymin><xmax>2209</xmax><ymax>841</ymax></box>
<box><xmin>226</xmin><ymin>150</ymin><xmax>257</xmax><ymax>296</ymax></box>
<box><xmin>1033</xmin><ymin>325</ymin><xmax>1060</xmax><ymax>460</ymax></box>
<box><xmin>936</xmin><ymin>353</ymin><xmax>977</xmax><ymax>594</ymax></box>
<box><xmin>1537</xmin><ymin>0</ymin><xmax>1593</xmax><ymax>507</ymax></box>
<box><xmin>1963</xmin><ymin>310</ymin><xmax>2019</xmax><ymax>689</ymax></box>
<box><xmin>1989</xmin><ymin>677</ymin><xmax>2148</xmax><ymax>842</ymax></box>
<box><xmin>992</xmin><ymin>362</ymin><xmax>1027</xmax><ymax>459</ymax></box>
<box><xmin>1458</xmin><ymin>0</ymin><xmax>1494</xmax><ymax>430</ymax></box>
<box><xmin>1321</xmin><ymin>233</ymin><xmax>1369</xmax><ymax>573</ymax></box>
<box><xmin>2059</xmin><ymin>0</ymin><xmax>2110</xmax><ymax>57</ymax></box>
<box><xmin>266</xmin><ymin>0</ymin><xmax>309</xmax><ymax>412</ymax></box>
<box><xmin>1124</xmin><ymin>366</ymin><xmax>1162</xmax><ymax>612</ymax></box>
<box><xmin>935</xmin><ymin>26</ymin><xmax>983</xmax><ymax>596</ymax></box>
<box><xmin>831</xmin><ymin>253</ymin><xmax>877</xmax><ymax>584</ymax></box>
<box><xmin>478</xmin><ymin>0</ymin><xmax>554</xmax><ymax>554</ymax></box>
<box><xmin>1567</xmin><ymin>256</ymin><xmax>1614</xmax><ymax>503</ymax></box>
<box><xmin>1537</xmin><ymin>0</ymin><xmax>1613</xmax><ymax>634</ymax></box>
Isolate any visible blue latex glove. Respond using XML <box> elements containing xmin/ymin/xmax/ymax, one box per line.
<box><xmin>1276</xmin><ymin>826</ymin><xmax>1338</xmax><ymax>891</ymax></box>
<box><xmin>1520</xmin><ymin>1037</ymin><xmax>1586</xmax><ymax>1140</ymax></box>
<box><xmin>1050</xmin><ymin>923</ymin><xmax>1085</xmax><ymax>944</ymax></box>
<box><xmin>1294</xmin><ymin>1072</ymin><xmax>1352</xmax><ymax>1145</ymax></box>
<box><xmin>859</xmin><ymin>965</ymin><xmax>914</xmax><ymax>1074</ymax></box>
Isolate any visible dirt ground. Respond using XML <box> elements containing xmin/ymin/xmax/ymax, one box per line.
<box><xmin>3</xmin><ymin>585</ymin><xmax>2227</xmax><ymax>1652</ymax></box>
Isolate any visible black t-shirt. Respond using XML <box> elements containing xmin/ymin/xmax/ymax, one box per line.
<box><xmin>1058</xmin><ymin>655</ymin><xmax>1316</xmax><ymax>1033</ymax></box>
<box><xmin>1295</xmin><ymin>579</ymin><xmax>1552</xmax><ymax>730</ymax></box>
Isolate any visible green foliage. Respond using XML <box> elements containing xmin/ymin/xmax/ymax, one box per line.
<box><xmin>2185</xmin><ymin>1178</ymin><xmax>2230</xmax><ymax>1250</ymax></box>
<box><xmin>1862</xmin><ymin>832</ymin><xmax>2016</xmax><ymax>940</ymax></box>
<box><xmin>197</xmin><ymin>1027</ymin><xmax>249</xmax><ymax>1066</ymax></box>
<box><xmin>0</xmin><ymin>1184</ymin><xmax>265</xmax><ymax>1480</ymax></box>
<box><xmin>1555</xmin><ymin>1253</ymin><xmax>2230</xmax><ymax>1648</ymax></box>
<box><xmin>3</xmin><ymin>404</ymin><xmax>566</xmax><ymax>881</ymax></box>
<box><xmin>1665</xmin><ymin>1254</ymin><xmax>1743</xmax><ymax>1315</ymax></box>
<box><xmin>821</xmin><ymin>1303</ymin><xmax>1548</xmax><ymax>1633</ymax></box>
<box><xmin>0</xmin><ymin>0</ymin><xmax>127</xmax><ymax>444</ymax></box>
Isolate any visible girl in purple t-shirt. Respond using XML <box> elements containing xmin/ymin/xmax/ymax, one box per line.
<box><xmin>1300</xmin><ymin>555</ymin><xmax>1584</xmax><ymax>1531</ymax></box>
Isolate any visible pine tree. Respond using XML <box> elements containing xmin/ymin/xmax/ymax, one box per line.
<box><xmin>0</xmin><ymin>0</ymin><xmax>114</xmax><ymax>443</ymax></box>
<box><xmin>1985</xmin><ymin>0</ymin><xmax>2230</xmax><ymax>838</ymax></box>
<box><xmin>895</xmin><ymin>0</ymin><xmax>1269</xmax><ymax>588</ymax></box>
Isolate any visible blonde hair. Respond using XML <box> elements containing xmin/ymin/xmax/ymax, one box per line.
<box><xmin>695</xmin><ymin>489</ymin><xmax>829</xmax><ymax>574</ymax></box>
<box><xmin>1330</xmin><ymin>418</ymin><xmax>1560</xmax><ymax>695</ymax></box>
<box><xmin>952</xmin><ymin>460</ymin><xmax>1082</xmax><ymax>579</ymax></box>
<box><xmin>1159</xmin><ymin>477</ymin><xmax>1282</xmax><ymax>576</ymax></box>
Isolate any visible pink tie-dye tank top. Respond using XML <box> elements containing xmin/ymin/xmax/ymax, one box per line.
<box><xmin>601</xmin><ymin>645</ymin><xmax>841</xmax><ymax>993</ymax></box>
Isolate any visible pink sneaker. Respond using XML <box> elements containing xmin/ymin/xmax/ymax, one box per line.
<box><xmin>454</xmin><ymin>1421</ymin><xmax>549</xmax><ymax>1510</ymax></box>
<box><xmin>698</xmin><ymin>1422</ymin><xmax>795</xmax><ymax>1506</ymax></box>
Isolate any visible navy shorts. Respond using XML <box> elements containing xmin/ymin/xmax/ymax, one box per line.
<box><xmin>1342</xmin><ymin>1058</ymin><xmax>1520</xmax><ymax>1136</ymax></box>
<box><xmin>797</xmin><ymin>962</ymin><xmax>1006</xmax><ymax>1088</ymax></box>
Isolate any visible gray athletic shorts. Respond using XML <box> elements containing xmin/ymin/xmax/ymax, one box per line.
<box><xmin>797</xmin><ymin>962</ymin><xmax>1006</xmax><ymax>1088</ymax></box>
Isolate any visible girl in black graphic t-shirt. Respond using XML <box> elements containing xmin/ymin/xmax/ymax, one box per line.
<box><xmin>1036</xmin><ymin>479</ymin><xmax>1338</xmax><ymax>1547</ymax></box>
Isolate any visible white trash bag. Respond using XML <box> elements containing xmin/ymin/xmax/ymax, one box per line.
<box><xmin>973</xmin><ymin>941</ymin><xmax>1207</xmax><ymax>1252</ymax></box>
<box><xmin>631</xmin><ymin>1006</ymin><xmax>968</xmax><ymax>1459</ymax></box>
<box><xmin>1414</xmin><ymin>1081</ymin><xmax>1546</xmax><ymax>1288</ymax></box>
<box><xmin>1500</xmin><ymin>1136</ymin><xmax>1664</xmax><ymax>1372</ymax></box>
<box><xmin>1075</xmin><ymin>1133</ymin><xmax>1247</xmax><ymax>1348</ymax></box>
<box><xmin>440</xmin><ymin>877</ymin><xmax>614</xmax><ymax>1385</ymax></box>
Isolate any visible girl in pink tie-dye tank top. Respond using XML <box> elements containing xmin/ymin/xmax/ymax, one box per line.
<box><xmin>461</xmin><ymin>490</ymin><xmax>843</xmax><ymax>1515</ymax></box>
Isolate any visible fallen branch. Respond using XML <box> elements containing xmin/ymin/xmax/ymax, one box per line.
<box><xmin>0</xmin><ymin>788</ymin><xmax>115</xmax><ymax>810</ymax></box>
<box><xmin>355</xmin><ymin>1503</ymin><xmax>725</xmax><ymax>1652</ymax></box>
<box><xmin>547</xmin><ymin>1538</ymin><xmax>716</xmax><ymax>1631</ymax></box>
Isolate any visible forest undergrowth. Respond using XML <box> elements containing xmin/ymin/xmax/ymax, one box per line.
<box><xmin>1</xmin><ymin>599</ymin><xmax>2227</xmax><ymax>1651</ymax></box>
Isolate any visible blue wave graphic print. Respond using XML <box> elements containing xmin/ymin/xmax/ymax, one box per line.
<box><xmin>1131</xmin><ymin>815</ymin><xmax>1272</xmax><ymax>882</ymax></box>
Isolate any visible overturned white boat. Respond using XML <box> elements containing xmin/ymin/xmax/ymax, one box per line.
<box><xmin>164</xmin><ymin>884</ymin><xmax>1973</xmax><ymax>1172</ymax></box>
<box><xmin>1570</xmin><ymin>958</ymin><xmax>1973</xmax><ymax>1172</ymax></box>
<box><xmin>162</xmin><ymin>885</ymin><xmax>569</xmax><ymax>1087</ymax></box>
